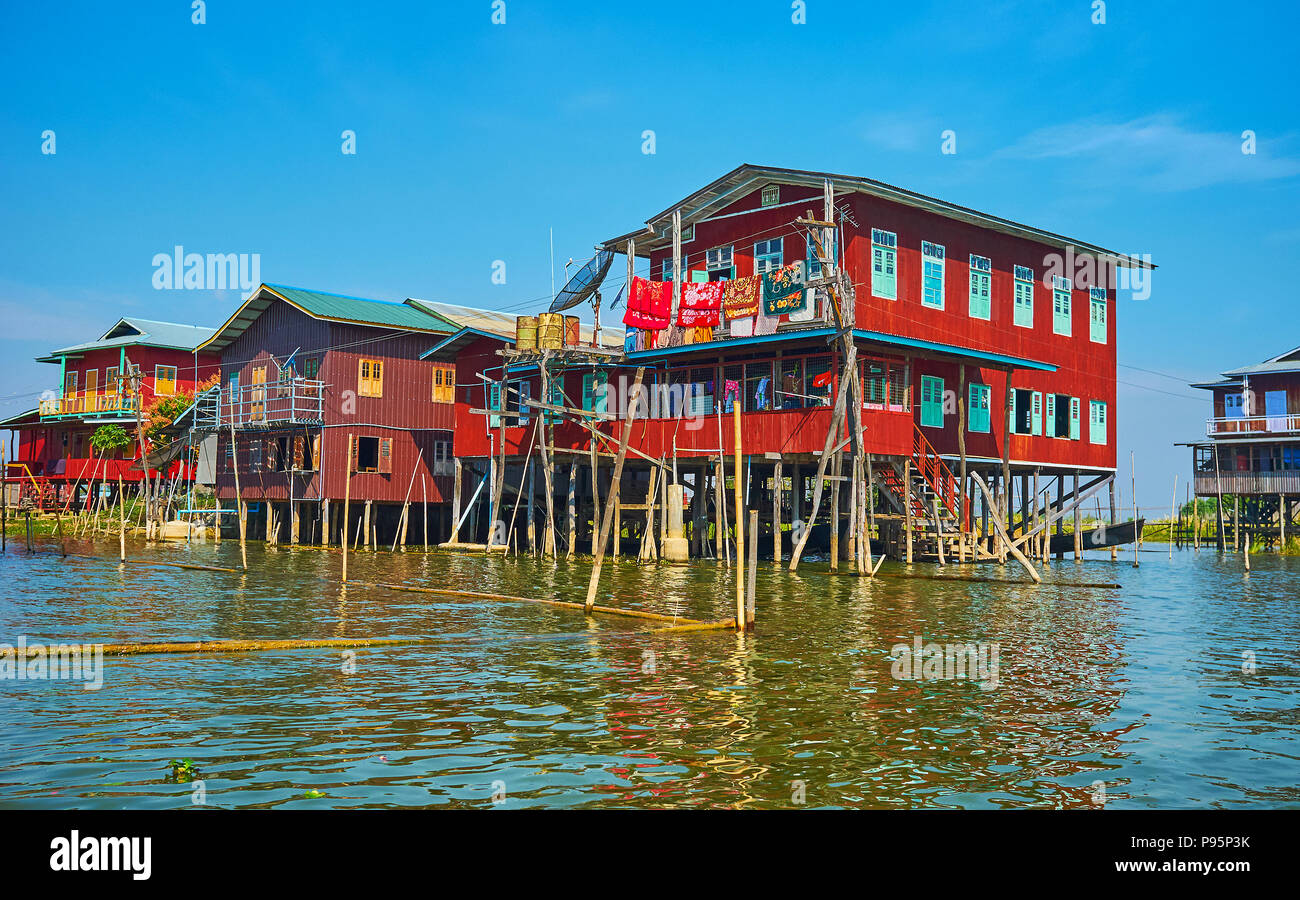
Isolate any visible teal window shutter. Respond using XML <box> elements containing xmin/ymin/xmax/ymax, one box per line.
<box><xmin>1090</xmin><ymin>401</ymin><xmax>1107</xmax><ymax>444</ymax></box>
<box><xmin>1009</xmin><ymin>387</ymin><xmax>1017</xmax><ymax>434</ymax></box>
<box><xmin>1089</xmin><ymin>289</ymin><xmax>1107</xmax><ymax>343</ymax></box>
<box><xmin>545</xmin><ymin>378</ymin><xmax>563</xmax><ymax>424</ymax></box>
<box><xmin>921</xmin><ymin>241</ymin><xmax>945</xmax><ymax>309</ymax></box>
<box><xmin>968</xmin><ymin>383</ymin><xmax>990</xmax><ymax>433</ymax></box>
<box><xmin>517</xmin><ymin>381</ymin><xmax>530</xmax><ymax>424</ymax></box>
<box><xmin>1031</xmin><ymin>391</ymin><xmax>1043</xmax><ymax>436</ymax></box>
<box><xmin>594</xmin><ymin>371</ymin><xmax>608</xmax><ymax>415</ymax></box>
<box><xmin>1013</xmin><ymin>266</ymin><xmax>1034</xmax><ymax>328</ymax></box>
<box><xmin>1053</xmin><ymin>276</ymin><xmax>1072</xmax><ymax>335</ymax></box>
<box><xmin>872</xmin><ymin>229</ymin><xmax>897</xmax><ymax>300</ymax></box>
<box><xmin>1069</xmin><ymin>397</ymin><xmax>1080</xmax><ymax>440</ymax></box>
<box><xmin>488</xmin><ymin>383</ymin><xmax>502</xmax><ymax>429</ymax></box>
<box><xmin>921</xmin><ymin>375</ymin><xmax>944</xmax><ymax>428</ymax></box>
<box><xmin>1045</xmin><ymin>394</ymin><xmax>1056</xmax><ymax>438</ymax></box>
<box><xmin>582</xmin><ymin>374</ymin><xmax>594</xmax><ymax>412</ymax></box>
<box><xmin>969</xmin><ymin>255</ymin><xmax>992</xmax><ymax>319</ymax></box>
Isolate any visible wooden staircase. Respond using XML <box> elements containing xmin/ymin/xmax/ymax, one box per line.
<box><xmin>875</xmin><ymin>424</ymin><xmax>971</xmax><ymax>558</ymax></box>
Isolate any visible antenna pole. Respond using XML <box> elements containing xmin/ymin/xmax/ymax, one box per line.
<box><xmin>549</xmin><ymin>227</ymin><xmax>555</xmax><ymax>300</ymax></box>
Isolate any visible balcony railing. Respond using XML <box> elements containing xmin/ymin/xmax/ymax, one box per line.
<box><xmin>191</xmin><ymin>378</ymin><xmax>326</xmax><ymax>429</ymax></box>
<box><xmin>38</xmin><ymin>392</ymin><xmax>139</xmax><ymax>418</ymax></box>
<box><xmin>1206</xmin><ymin>414</ymin><xmax>1300</xmax><ymax>436</ymax></box>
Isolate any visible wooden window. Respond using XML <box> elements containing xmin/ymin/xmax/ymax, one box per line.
<box><xmin>251</xmin><ymin>365</ymin><xmax>267</xmax><ymax>421</ymax></box>
<box><xmin>64</xmin><ymin>371</ymin><xmax>77</xmax><ymax>396</ymax></box>
<box><xmin>303</xmin><ymin>357</ymin><xmax>320</xmax><ymax>380</ymax></box>
<box><xmin>105</xmin><ymin>366</ymin><xmax>119</xmax><ymax>394</ymax></box>
<box><xmin>487</xmin><ymin>383</ymin><xmax>502</xmax><ymax>428</ymax></box>
<box><xmin>379</xmin><ymin>437</ymin><xmax>392</xmax><ymax>474</ymax></box>
<box><xmin>753</xmin><ymin>239</ymin><xmax>782</xmax><ymax>275</ymax></box>
<box><xmin>1013</xmin><ymin>265</ymin><xmax>1034</xmax><ymax>329</ymax></box>
<box><xmin>871</xmin><ymin>229</ymin><xmax>897</xmax><ymax>300</ymax></box>
<box><xmin>968</xmin><ymin>255</ymin><xmax>992</xmax><ymax>320</ymax></box>
<box><xmin>84</xmin><ymin>369</ymin><xmax>99</xmax><ymax>395</ymax></box>
<box><xmin>1069</xmin><ymin>397</ymin><xmax>1081</xmax><ymax>440</ymax></box>
<box><xmin>968</xmin><ymin>383</ymin><xmax>991</xmax><ymax>433</ymax></box>
<box><xmin>155</xmin><ymin>365</ymin><xmax>177</xmax><ymax>395</ymax></box>
<box><xmin>1046</xmin><ymin>394</ymin><xmax>1056</xmax><ymax>437</ymax></box>
<box><xmin>920</xmin><ymin>375</ymin><xmax>944</xmax><ymax>428</ymax></box>
<box><xmin>544</xmin><ymin>377</ymin><xmax>563</xmax><ymax>424</ymax></box>
<box><xmin>431</xmin><ymin>364</ymin><xmax>455</xmax><ymax>403</ymax></box>
<box><xmin>513</xmin><ymin>380</ymin><xmax>531</xmax><ymax>425</ymax></box>
<box><xmin>1090</xmin><ymin>400</ymin><xmax>1108</xmax><ymax>444</ymax></box>
<box><xmin>1053</xmin><ymin>275</ymin><xmax>1072</xmax><ymax>336</ymax></box>
<box><xmin>582</xmin><ymin>371</ymin><xmax>608</xmax><ymax>415</ymax></box>
<box><xmin>1010</xmin><ymin>388</ymin><xmax>1036</xmax><ymax>435</ymax></box>
<box><xmin>706</xmin><ymin>245</ymin><xmax>735</xmax><ymax>281</ymax></box>
<box><xmin>921</xmin><ymin>242</ymin><xmax>945</xmax><ymax>309</ymax></box>
<box><xmin>354</xmin><ymin>436</ymin><xmax>380</xmax><ymax>472</ymax></box>
<box><xmin>1089</xmin><ymin>288</ymin><xmax>1107</xmax><ymax>343</ymax></box>
<box><xmin>358</xmin><ymin>359</ymin><xmax>383</xmax><ymax>397</ymax></box>
<box><xmin>806</xmin><ymin>230</ymin><xmax>838</xmax><ymax>278</ymax></box>
<box><xmin>761</xmin><ymin>184</ymin><xmax>780</xmax><ymax>206</ymax></box>
<box><xmin>1032</xmin><ymin>391</ymin><xmax>1043</xmax><ymax>436</ymax></box>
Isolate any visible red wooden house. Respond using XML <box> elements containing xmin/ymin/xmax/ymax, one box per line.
<box><xmin>1</xmin><ymin>317</ymin><xmax>219</xmax><ymax>510</ymax></box>
<box><xmin>449</xmin><ymin>165</ymin><xmax>1151</xmax><ymax>559</ymax></box>
<box><xmin>196</xmin><ymin>283</ymin><xmax>459</xmax><ymax>545</ymax></box>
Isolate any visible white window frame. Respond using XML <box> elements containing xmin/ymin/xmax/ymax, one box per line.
<box><xmin>921</xmin><ymin>241</ymin><xmax>945</xmax><ymax>310</ymax></box>
<box><xmin>871</xmin><ymin>228</ymin><xmax>897</xmax><ymax>300</ymax></box>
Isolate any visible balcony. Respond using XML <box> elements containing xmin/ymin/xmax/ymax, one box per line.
<box><xmin>191</xmin><ymin>378</ymin><xmax>326</xmax><ymax>429</ymax></box>
<box><xmin>1206</xmin><ymin>414</ymin><xmax>1300</xmax><ymax>437</ymax></box>
<box><xmin>38</xmin><ymin>392</ymin><xmax>139</xmax><ymax>419</ymax></box>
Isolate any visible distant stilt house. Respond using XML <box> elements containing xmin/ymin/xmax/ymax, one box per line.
<box><xmin>1</xmin><ymin>318</ymin><xmax>218</xmax><ymax>511</ymax></box>
<box><xmin>452</xmin><ymin>165</ymin><xmax>1153</xmax><ymax>562</ymax></box>
<box><xmin>193</xmin><ymin>284</ymin><xmax>458</xmax><ymax>547</ymax></box>
<box><xmin>1187</xmin><ymin>345</ymin><xmax>1300</xmax><ymax>548</ymax></box>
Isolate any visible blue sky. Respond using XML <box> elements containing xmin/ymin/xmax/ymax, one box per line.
<box><xmin>2</xmin><ymin>0</ymin><xmax>1297</xmax><ymax>513</ymax></box>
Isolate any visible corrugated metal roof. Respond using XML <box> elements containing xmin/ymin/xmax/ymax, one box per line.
<box><xmin>197</xmin><ymin>284</ymin><xmax>452</xmax><ymax>353</ymax></box>
<box><xmin>601</xmin><ymin>164</ymin><xmax>1155</xmax><ymax>271</ymax></box>
<box><xmin>38</xmin><ymin>317</ymin><xmax>217</xmax><ymax>362</ymax></box>
<box><xmin>407</xmin><ymin>298</ymin><xmax>625</xmax><ymax>349</ymax></box>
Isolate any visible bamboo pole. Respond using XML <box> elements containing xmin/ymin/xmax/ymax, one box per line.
<box><xmin>1132</xmin><ymin>451</ymin><xmax>1140</xmax><ymax>568</ymax></box>
<box><xmin>1</xmin><ymin>443</ymin><xmax>6</xmax><ymax>554</ymax></box>
<box><xmin>342</xmin><ymin>433</ymin><xmax>353</xmax><ymax>581</ymax></box>
<box><xmin>732</xmin><ymin>400</ymin><xmax>745</xmax><ymax>627</ymax></box>
<box><xmin>932</xmin><ymin>497</ymin><xmax>946</xmax><ymax>566</ymax></box>
<box><xmin>567</xmin><ymin>457</ymin><xmax>577</xmax><ymax>558</ymax></box>
<box><xmin>772</xmin><ymin>459</ymin><xmax>783</xmax><ymax>565</ymax></box>
<box><xmin>422</xmin><ymin>477</ymin><xmax>428</xmax><ymax>551</ymax></box>
<box><xmin>391</xmin><ymin>448</ymin><xmax>423</xmax><ymax>552</ymax></box>
<box><xmin>789</xmin><ymin>345</ymin><xmax>853</xmax><ymax>570</ymax></box>
<box><xmin>117</xmin><ymin>473</ymin><xmax>127</xmax><ymax>563</ymax></box>
<box><xmin>969</xmin><ymin>472</ymin><xmax>1041</xmax><ymax>583</ymax></box>
<box><xmin>1170</xmin><ymin>474</ymin><xmax>1178</xmax><ymax>560</ymax></box>
<box><xmin>828</xmin><ymin>453</ymin><xmax>839</xmax><ymax>571</ymax></box>
<box><xmin>584</xmin><ymin>367</ymin><xmax>645</xmax><ymax>613</ymax></box>
<box><xmin>639</xmin><ymin>464</ymin><xmax>658</xmax><ymax>561</ymax></box>
<box><xmin>745</xmin><ymin>508</ymin><xmax>757</xmax><ymax>631</ymax></box>
<box><xmin>957</xmin><ymin>363</ymin><xmax>967</xmax><ymax>562</ymax></box>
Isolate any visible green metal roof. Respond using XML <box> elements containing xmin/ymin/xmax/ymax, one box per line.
<box><xmin>197</xmin><ymin>283</ymin><xmax>453</xmax><ymax>353</ymax></box>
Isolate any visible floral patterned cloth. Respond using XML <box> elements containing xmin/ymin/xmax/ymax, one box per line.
<box><xmin>721</xmin><ymin>275</ymin><xmax>761</xmax><ymax>319</ymax></box>
<box><xmin>677</xmin><ymin>281</ymin><xmax>723</xmax><ymax>327</ymax></box>
<box><xmin>762</xmin><ymin>262</ymin><xmax>807</xmax><ymax>316</ymax></box>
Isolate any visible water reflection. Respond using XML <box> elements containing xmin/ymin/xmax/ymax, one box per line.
<box><xmin>1</xmin><ymin>535</ymin><xmax>1297</xmax><ymax>808</ymax></box>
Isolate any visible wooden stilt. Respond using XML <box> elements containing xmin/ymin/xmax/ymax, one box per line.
<box><xmin>745</xmin><ymin>508</ymin><xmax>758</xmax><ymax>631</ymax></box>
<box><xmin>789</xmin><ymin>345</ymin><xmax>854</xmax><ymax>570</ymax></box>
<box><xmin>229</xmin><ymin>424</ymin><xmax>247</xmax><ymax>570</ymax></box>
<box><xmin>828</xmin><ymin>453</ymin><xmax>840</xmax><ymax>571</ymax></box>
<box><xmin>584</xmin><ymin>367</ymin><xmax>645</xmax><ymax>613</ymax></box>
<box><xmin>957</xmin><ymin>363</ymin><xmax>967</xmax><ymax>562</ymax></box>
<box><xmin>567</xmin><ymin>458</ymin><xmax>577</xmax><ymax>558</ymax></box>
<box><xmin>733</xmin><ymin>400</ymin><xmax>745</xmax><ymax>627</ymax></box>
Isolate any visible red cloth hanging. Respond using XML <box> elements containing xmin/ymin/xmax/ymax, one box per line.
<box><xmin>623</xmin><ymin>276</ymin><xmax>671</xmax><ymax>330</ymax></box>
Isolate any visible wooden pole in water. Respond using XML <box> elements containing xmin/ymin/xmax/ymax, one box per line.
<box><xmin>932</xmin><ymin>497</ymin><xmax>946</xmax><ymax>566</ymax></box>
<box><xmin>957</xmin><ymin>363</ymin><xmax>967</xmax><ymax>563</ymax></box>
<box><xmin>773</xmin><ymin>459</ymin><xmax>783</xmax><ymax>565</ymax></box>
<box><xmin>1175</xmin><ymin>473</ymin><xmax>1185</xmax><ymax>559</ymax></box>
<box><xmin>1234</xmin><ymin>496</ymin><xmax>1240</xmax><ymax>553</ymax></box>
<box><xmin>589</xmin><ymin>439</ymin><xmax>600</xmax><ymax>552</ymax></box>
<box><xmin>342</xmin><ymin>433</ymin><xmax>353</xmax><ymax>582</ymax></box>
<box><xmin>451</xmin><ymin>457</ymin><xmax>463</xmax><ymax>543</ymax></box>
<box><xmin>789</xmin><ymin>348</ymin><xmax>852</xmax><ymax>571</ymax></box>
<box><xmin>228</xmin><ymin>423</ymin><xmax>247</xmax><ymax>570</ymax></box>
<box><xmin>639</xmin><ymin>463</ymin><xmax>658</xmax><ymax>561</ymax></box>
<box><xmin>567</xmin><ymin>457</ymin><xmax>577</xmax><ymax>559</ymax></box>
<box><xmin>1</xmin><ymin>442</ymin><xmax>6</xmax><ymax>553</ymax></box>
<box><xmin>828</xmin><ymin>453</ymin><xmax>839</xmax><ymax>571</ymax></box>
<box><xmin>1074</xmin><ymin>472</ymin><xmax>1084</xmax><ymax>562</ymax></box>
<box><xmin>746</xmin><ymin>508</ymin><xmax>758</xmax><ymax>631</ymax></box>
<box><xmin>970</xmin><ymin>472</ymin><xmax>1041</xmax><ymax>583</ymax></box>
<box><xmin>422</xmin><ymin>476</ymin><xmax>428</xmax><ymax>551</ymax></box>
<box><xmin>584</xmin><ymin>367</ymin><xmax>644</xmax><ymax>613</ymax></box>
<box><xmin>391</xmin><ymin>448</ymin><xmax>423</xmax><ymax>552</ymax></box>
<box><xmin>904</xmin><ymin>457</ymin><xmax>913</xmax><ymax>564</ymax></box>
<box><xmin>732</xmin><ymin>399</ymin><xmax>745</xmax><ymax>628</ymax></box>
<box><xmin>1131</xmin><ymin>451</ymin><xmax>1139</xmax><ymax>568</ymax></box>
<box><xmin>117</xmin><ymin>473</ymin><xmax>127</xmax><ymax>563</ymax></box>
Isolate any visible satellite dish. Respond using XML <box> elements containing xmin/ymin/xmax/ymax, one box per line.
<box><xmin>549</xmin><ymin>249</ymin><xmax>613</xmax><ymax>312</ymax></box>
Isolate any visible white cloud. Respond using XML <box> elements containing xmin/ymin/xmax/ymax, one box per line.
<box><xmin>996</xmin><ymin>114</ymin><xmax>1300</xmax><ymax>191</ymax></box>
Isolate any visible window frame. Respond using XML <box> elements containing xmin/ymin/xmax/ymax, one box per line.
<box><xmin>1089</xmin><ymin>287</ymin><xmax>1107</xmax><ymax>344</ymax></box>
<box><xmin>920</xmin><ymin>375</ymin><xmax>945</xmax><ymax>428</ymax></box>
<box><xmin>760</xmin><ymin>185</ymin><xmax>780</xmax><ymax>207</ymax></box>
<box><xmin>1013</xmin><ymin>265</ymin><xmax>1034</xmax><ymax>329</ymax></box>
<box><xmin>1052</xmin><ymin>275</ymin><xmax>1073</xmax><ymax>336</ymax></box>
<box><xmin>358</xmin><ymin>358</ymin><xmax>384</xmax><ymax>398</ymax></box>
<box><xmin>1090</xmin><ymin>400</ymin><xmax>1108</xmax><ymax>444</ymax></box>
<box><xmin>871</xmin><ymin>229</ymin><xmax>898</xmax><ymax>300</ymax></box>
<box><xmin>753</xmin><ymin>239</ymin><xmax>783</xmax><ymax>275</ymax></box>
<box><xmin>968</xmin><ymin>383</ymin><xmax>991</xmax><ymax>433</ymax></box>
<box><xmin>968</xmin><ymin>254</ymin><xmax>992</xmax><ymax>320</ymax></box>
<box><xmin>921</xmin><ymin>241</ymin><xmax>945</xmax><ymax>310</ymax></box>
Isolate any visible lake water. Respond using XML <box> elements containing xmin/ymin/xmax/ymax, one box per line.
<box><xmin>1</xmin><ymin>535</ymin><xmax>1296</xmax><ymax>809</ymax></box>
